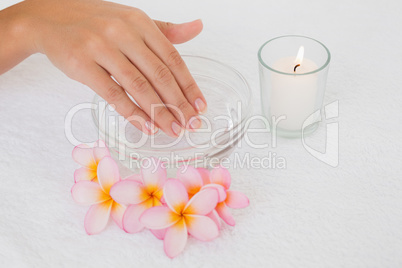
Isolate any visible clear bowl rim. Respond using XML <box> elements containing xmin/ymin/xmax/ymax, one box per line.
<box><xmin>91</xmin><ymin>55</ymin><xmax>253</xmax><ymax>155</ymax></box>
<box><xmin>258</xmin><ymin>35</ymin><xmax>331</xmax><ymax>76</ymax></box>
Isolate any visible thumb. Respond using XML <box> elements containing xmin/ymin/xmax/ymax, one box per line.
<box><xmin>153</xmin><ymin>19</ymin><xmax>203</xmax><ymax>44</ymax></box>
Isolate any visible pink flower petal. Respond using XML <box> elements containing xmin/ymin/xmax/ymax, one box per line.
<box><xmin>140</xmin><ymin>206</ymin><xmax>180</xmax><ymax>230</ymax></box>
<box><xmin>93</xmin><ymin>140</ymin><xmax>111</xmax><ymax>163</ymax></box>
<box><xmin>163</xmin><ymin>179</ymin><xmax>189</xmax><ymax>214</ymax></box>
<box><xmin>72</xmin><ymin>144</ymin><xmax>96</xmax><ymax>168</ymax></box>
<box><xmin>160</xmin><ymin>195</ymin><xmax>166</xmax><ymax>204</ymax></box>
<box><xmin>215</xmin><ymin>202</ymin><xmax>235</xmax><ymax>226</ymax></box>
<box><xmin>177</xmin><ymin>166</ymin><xmax>204</xmax><ymax>196</ymax></box>
<box><xmin>185</xmin><ymin>215</ymin><xmax>219</xmax><ymax>241</ymax></box>
<box><xmin>111</xmin><ymin>202</ymin><xmax>126</xmax><ymax>229</ymax></box>
<box><xmin>74</xmin><ymin>167</ymin><xmax>97</xmax><ymax>182</ymax></box>
<box><xmin>201</xmin><ymin>183</ymin><xmax>227</xmax><ymax>203</ymax></box>
<box><xmin>225</xmin><ymin>190</ymin><xmax>249</xmax><ymax>209</ymax></box>
<box><xmin>97</xmin><ymin>157</ymin><xmax>120</xmax><ymax>194</ymax></box>
<box><xmin>122</xmin><ymin>199</ymin><xmax>153</xmax><ymax>233</ymax></box>
<box><xmin>84</xmin><ymin>200</ymin><xmax>113</xmax><ymax>235</ymax></box>
<box><xmin>197</xmin><ymin>167</ymin><xmax>211</xmax><ymax>185</ymax></box>
<box><xmin>124</xmin><ymin>174</ymin><xmax>142</xmax><ymax>183</ymax></box>
<box><xmin>71</xmin><ymin>181</ymin><xmax>110</xmax><ymax>205</ymax></box>
<box><xmin>210</xmin><ymin>166</ymin><xmax>231</xmax><ymax>189</ymax></box>
<box><xmin>141</xmin><ymin>157</ymin><xmax>167</xmax><ymax>191</ymax></box>
<box><xmin>207</xmin><ymin>210</ymin><xmax>221</xmax><ymax>230</ymax></box>
<box><xmin>164</xmin><ymin>219</ymin><xmax>188</xmax><ymax>258</ymax></box>
<box><xmin>109</xmin><ymin>180</ymin><xmax>148</xmax><ymax>205</ymax></box>
<box><xmin>150</xmin><ymin>228</ymin><xmax>167</xmax><ymax>240</ymax></box>
<box><xmin>183</xmin><ymin>188</ymin><xmax>218</xmax><ymax>216</ymax></box>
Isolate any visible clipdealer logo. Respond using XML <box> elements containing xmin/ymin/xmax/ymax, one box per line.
<box><xmin>302</xmin><ymin>101</ymin><xmax>339</xmax><ymax>167</ymax></box>
<box><xmin>64</xmin><ymin>100</ymin><xmax>339</xmax><ymax>169</ymax></box>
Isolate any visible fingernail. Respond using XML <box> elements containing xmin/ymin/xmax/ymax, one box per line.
<box><xmin>145</xmin><ymin>121</ymin><xmax>159</xmax><ymax>135</ymax></box>
<box><xmin>195</xmin><ymin>98</ymin><xmax>207</xmax><ymax>114</ymax></box>
<box><xmin>171</xmin><ymin>122</ymin><xmax>183</xmax><ymax>136</ymax></box>
<box><xmin>189</xmin><ymin>116</ymin><xmax>202</xmax><ymax>130</ymax></box>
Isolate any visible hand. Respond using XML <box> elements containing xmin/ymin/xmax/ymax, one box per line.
<box><xmin>1</xmin><ymin>0</ymin><xmax>207</xmax><ymax>137</ymax></box>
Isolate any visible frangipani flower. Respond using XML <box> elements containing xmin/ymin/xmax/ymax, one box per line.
<box><xmin>198</xmin><ymin>166</ymin><xmax>250</xmax><ymax>226</ymax></box>
<box><xmin>72</xmin><ymin>140</ymin><xmax>110</xmax><ymax>182</ymax></box>
<box><xmin>110</xmin><ymin>158</ymin><xmax>166</xmax><ymax>234</ymax></box>
<box><xmin>71</xmin><ymin>157</ymin><xmax>125</xmax><ymax>235</ymax></box>
<box><xmin>177</xmin><ymin>165</ymin><xmax>227</xmax><ymax>201</ymax></box>
<box><xmin>140</xmin><ymin>179</ymin><xmax>219</xmax><ymax>258</ymax></box>
<box><xmin>177</xmin><ymin>165</ymin><xmax>226</xmax><ymax>229</ymax></box>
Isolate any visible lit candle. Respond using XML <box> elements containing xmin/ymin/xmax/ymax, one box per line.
<box><xmin>270</xmin><ymin>46</ymin><xmax>318</xmax><ymax>131</ymax></box>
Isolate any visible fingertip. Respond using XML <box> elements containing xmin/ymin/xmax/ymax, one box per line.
<box><xmin>167</xmin><ymin>19</ymin><xmax>203</xmax><ymax>44</ymax></box>
<box><xmin>190</xmin><ymin>19</ymin><xmax>203</xmax><ymax>29</ymax></box>
<box><xmin>195</xmin><ymin>98</ymin><xmax>207</xmax><ymax>114</ymax></box>
<box><xmin>188</xmin><ymin>116</ymin><xmax>202</xmax><ymax>131</ymax></box>
<box><xmin>188</xmin><ymin>19</ymin><xmax>203</xmax><ymax>36</ymax></box>
<box><xmin>145</xmin><ymin>121</ymin><xmax>159</xmax><ymax>135</ymax></box>
<box><xmin>171</xmin><ymin>121</ymin><xmax>184</xmax><ymax>137</ymax></box>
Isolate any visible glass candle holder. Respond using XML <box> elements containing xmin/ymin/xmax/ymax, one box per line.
<box><xmin>258</xmin><ymin>35</ymin><xmax>331</xmax><ymax>138</ymax></box>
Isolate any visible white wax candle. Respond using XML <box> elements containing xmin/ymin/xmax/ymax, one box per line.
<box><xmin>270</xmin><ymin>53</ymin><xmax>318</xmax><ymax>131</ymax></box>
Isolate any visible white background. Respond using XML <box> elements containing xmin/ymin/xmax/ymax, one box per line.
<box><xmin>1</xmin><ymin>0</ymin><xmax>402</xmax><ymax>267</ymax></box>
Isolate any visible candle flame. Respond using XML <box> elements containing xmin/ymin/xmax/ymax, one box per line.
<box><xmin>295</xmin><ymin>46</ymin><xmax>304</xmax><ymax>65</ymax></box>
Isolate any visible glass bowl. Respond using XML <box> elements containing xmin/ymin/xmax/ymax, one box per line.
<box><xmin>92</xmin><ymin>55</ymin><xmax>252</xmax><ymax>170</ymax></box>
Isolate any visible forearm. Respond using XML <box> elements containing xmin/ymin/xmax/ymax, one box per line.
<box><xmin>0</xmin><ymin>2</ymin><xmax>37</xmax><ymax>75</ymax></box>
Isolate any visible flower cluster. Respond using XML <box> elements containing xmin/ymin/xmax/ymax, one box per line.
<box><xmin>71</xmin><ymin>140</ymin><xmax>249</xmax><ymax>258</ymax></box>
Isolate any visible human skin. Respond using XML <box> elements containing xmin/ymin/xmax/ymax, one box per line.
<box><xmin>0</xmin><ymin>0</ymin><xmax>207</xmax><ymax>137</ymax></box>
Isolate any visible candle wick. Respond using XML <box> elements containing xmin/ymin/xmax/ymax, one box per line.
<box><xmin>294</xmin><ymin>64</ymin><xmax>301</xmax><ymax>73</ymax></box>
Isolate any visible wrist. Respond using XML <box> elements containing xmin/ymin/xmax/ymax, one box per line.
<box><xmin>1</xmin><ymin>3</ymin><xmax>38</xmax><ymax>54</ymax></box>
<box><xmin>0</xmin><ymin>2</ymin><xmax>39</xmax><ymax>74</ymax></box>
